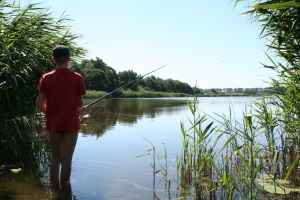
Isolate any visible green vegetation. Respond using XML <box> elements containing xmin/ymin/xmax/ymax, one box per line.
<box><xmin>142</xmin><ymin>95</ymin><xmax>300</xmax><ymax>199</ymax></box>
<box><xmin>0</xmin><ymin>0</ymin><xmax>262</xmax><ymax>164</ymax></box>
<box><xmin>2</xmin><ymin>0</ymin><xmax>300</xmax><ymax>199</ymax></box>
<box><xmin>0</xmin><ymin>1</ymin><xmax>84</xmax><ymax>163</ymax></box>
<box><xmin>85</xmin><ymin>89</ymin><xmax>189</xmax><ymax>99</ymax></box>
<box><xmin>139</xmin><ymin>0</ymin><xmax>300</xmax><ymax>199</ymax></box>
<box><xmin>244</xmin><ymin>0</ymin><xmax>300</xmax><ymax>189</ymax></box>
<box><xmin>72</xmin><ymin>57</ymin><xmax>196</xmax><ymax>95</ymax></box>
<box><xmin>85</xmin><ymin>88</ymin><xmax>270</xmax><ymax>99</ymax></box>
<box><xmin>75</xmin><ymin>57</ymin><xmax>275</xmax><ymax>97</ymax></box>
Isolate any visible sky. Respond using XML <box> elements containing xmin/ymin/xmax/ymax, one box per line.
<box><xmin>23</xmin><ymin>0</ymin><xmax>277</xmax><ymax>89</ymax></box>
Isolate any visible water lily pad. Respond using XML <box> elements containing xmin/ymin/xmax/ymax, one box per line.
<box><xmin>256</xmin><ymin>175</ymin><xmax>300</xmax><ymax>194</ymax></box>
<box><xmin>263</xmin><ymin>185</ymin><xmax>287</xmax><ymax>194</ymax></box>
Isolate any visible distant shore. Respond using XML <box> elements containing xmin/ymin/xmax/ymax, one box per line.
<box><xmin>84</xmin><ymin>90</ymin><xmax>264</xmax><ymax>99</ymax></box>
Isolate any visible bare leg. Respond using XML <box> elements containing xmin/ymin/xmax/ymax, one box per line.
<box><xmin>58</xmin><ymin>181</ymin><xmax>73</xmax><ymax>200</ymax></box>
<box><xmin>49</xmin><ymin>131</ymin><xmax>62</xmax><ymax>185</ymax></box>
<box><xmin>60</xmin><ymin>131</ymin><xmax>78</xmax><ymax>184</ymax></box>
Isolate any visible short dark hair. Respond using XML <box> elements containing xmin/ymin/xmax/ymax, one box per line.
<box><xmin>53</xmin><ymin>45</ymin><xmax>70</xmax><ymax>65</ymax></box>
<box><xmin>53</xmin><ymin>45</ymin><xmax>70</xmax><ymax>58</ymax></box>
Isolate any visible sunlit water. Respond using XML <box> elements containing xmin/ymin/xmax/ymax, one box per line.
<box><xmin>0</xmin><ymin>96</ymin><xmax>259</xmax><ymax>200</ymax></box>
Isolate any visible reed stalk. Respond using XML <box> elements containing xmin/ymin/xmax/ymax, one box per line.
<box><xmin>0</xmin><ymin>0</ymin><xmax>85</xmax><ymax>163</ymax></box>
<box><xmin>137</xmin><ymin>93</ymin><xmax>300</xmax><ymax>199</ymax></box>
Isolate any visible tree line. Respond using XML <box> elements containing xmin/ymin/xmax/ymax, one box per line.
<box><xmin>72</xmin><ymin>57</ymin><xmax>272</xmax><ymax>95</ymax></box>
<box><xmin>1</xmin><ymin>0</ymin><xmax>293</xmax><ymax>164</ymax></box>
<box><xmin>71</xmin><ymin>57</ymin><xmax>194</xmax><ymax>94</ymax></box>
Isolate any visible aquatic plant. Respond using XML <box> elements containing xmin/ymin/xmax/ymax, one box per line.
<box><xmin>0</xmin><ymin>1</ymin><xmax>85</xmax><ymax>163</ymax></box>
<box><xmin>136</xmin><ymin>93</ymin><xmax>300</xmax><ymax>199</ymax></box>
<box><xmin>136</xmin><ymin>137</ymin><xmax>172</xmax><ymax>199</ymax></box>
<box><xmin>176</xmin><ymin>96</ymin><xmax>219</xmax><ymax>199</ymax></box>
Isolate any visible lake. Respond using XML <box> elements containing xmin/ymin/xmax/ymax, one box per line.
<box><xmin>0</xmin><ymin>96</ymin><xmax>258</xmax><ymax>200</ymax></box>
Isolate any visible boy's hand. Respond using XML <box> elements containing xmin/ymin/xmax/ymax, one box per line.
<box><xmin>79</xmin><ymin>106</ymin><xmax>88</xmax><ymax>122</ymax></box>
<box><xmin>79</xmin><ymin>106</ymin><xmax>87</xmax><ymax>114</ymax></box>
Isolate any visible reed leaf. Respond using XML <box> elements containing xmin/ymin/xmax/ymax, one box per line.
<box><xmin>251</xmin><ymin>2</ymin><xmax>300</xmax><ymax>9</ymax></box>
<box><xmin>0</xmin><ymin>0</ymin><xmax>85</xmax><ymax>162</ymax></box>
<box><xmin>284</xmin><ymin>158</ymin><xmax>299</xmax><ymax>182</ymax></box>
<box><xmin>237</xmin><ymin>149</ymin><xmax>251</xmax><ymax>173</ymax></box>
<box><xmin>214</xmin><ymin>135</ymin><xmax>236</xmax><ymax>160</ymax></box>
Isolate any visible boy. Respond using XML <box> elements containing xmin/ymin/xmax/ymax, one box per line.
<box><xmin>36</xmin><ymin>45</ymin><xmax>86</xmax><ymax>185</ymax></box>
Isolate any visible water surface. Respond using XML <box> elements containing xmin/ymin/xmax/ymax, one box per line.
<box><xmin>0</xmin><ymin>96</ymin><xmax>257</xmax><ymax>199</ymax></box>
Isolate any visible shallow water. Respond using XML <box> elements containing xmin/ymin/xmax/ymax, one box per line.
<box><xmin>0</xmin><ymin>96</ymin><xmax>257</xmax><ymax>200</ymax></box>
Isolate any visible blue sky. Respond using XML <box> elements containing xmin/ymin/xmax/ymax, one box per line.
<box><xmin>24</xmin><ymin>0</ymin><xmax>276</xmax><ymax>89</ymax></box>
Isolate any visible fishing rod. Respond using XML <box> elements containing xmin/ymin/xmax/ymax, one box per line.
<box><xmin>85</xmin><ymin>61</ymin><xmax>174</xmax><ymax>108</ymax></box>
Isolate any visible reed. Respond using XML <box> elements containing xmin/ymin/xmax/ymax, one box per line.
<box><xmin>0</xmin><ymin>1</ymin><xmax>85</xmax><ymax>163</ymax></box>
<box><xmin>135</xmin><ymin>138</ymin><xmax>172</xmax><ymax>199</ymax></box>
<box><xmin>85</xmin><ymin>90</ymin><xmax>108</xmax><ymax>99</ymax></box>
<box><xmin>143</xmin><ymin>94</ymin><xmax>300</xmax><ymax>199</ymax></box>
<box><xmin>84</xmin><ymin>89</ymin><xmax>190</xmax><ymax>99</ymax></box>
<box><xmin>176</xmin><ymin>96</ymin><xmax>218</xmax><ymax>199</ymax></box>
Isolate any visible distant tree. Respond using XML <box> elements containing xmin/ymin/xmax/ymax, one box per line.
<box><xmin>244</xmin><ymin>89</ymin><xmax>257</xmax><ymax>95</ymax></box>
<box><xmin>143</xmin><ymin>76</ymin><xmax>161</xmax><ymax>91</ymax></box>
<box><xmin>234</xmin><ymin>88</ymin><xmax>244</xmax><ymax>93</ymax></box>
<box><xmin>80</xmin><ymin>58</ymin><xmax>118</xmax><ymax>91</ymax></box>
<box><xmin>193</xmin><ymin>87</ymin><xmax>202</xmax><ymax>94</ymax></box>
<box><xmin>156</xmin><ymin>77</ymin><xmax>167</xmax><ymax>92</ymax></box>
<box><xmin>165</xmin><ymin>79</ymin><xmax>176</xmax><ymax>92</ymax></box>
<box><xmin>105</xmin><ymin>68</ymin><xmax>119</xmax><ymax>91</ymax></box>
<box><xmin>211</xmin><ymin>89</ymin><xmax>218</xmax><ymax>94</ymax></box>
<box><xmin>177</xmin><ymin>81</ymin><xmax>193</xmax><ymax>94</ymax></box>
<box><xmin>79</xmin><ymin>59</ymin><xmax>194</xmax><ymax>94</ymax></box>
<box><xmin>92</xmin><ymin>57</ymin><xmax>108</xmax><ymax>70</ymax></box>
<box><xmin>226</xmin><ymin>88</ymin><xmax>233</xmax><ymax>93</ymax></box>
<box><xmin>69</xmin><ymin>60</ymin><xmax>82</xmax><ymax>73</ymax></box>
<box><xmin>84</xmin><ymin>68</ymin><xmax>107</xmax><ymax>90</ymax></box>
<box><xmin>118</xmin><ymin>70</ymin><xmax>138</xmax><ymax>91</ymax></box>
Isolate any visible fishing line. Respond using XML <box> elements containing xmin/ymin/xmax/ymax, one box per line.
<box><xmin>81</xmin><ymin>62</ymin><xmax>173</xmax><ymax>120</ymax></box>
<box><xmin>86</xmin><ymin>61</ymin><xmax>174</xmax><ymax>108</ymax></box>
<box><xmin>83</xmin><ymin>80</ymin><xmax>139</xmax><ymax>120</ymax></box>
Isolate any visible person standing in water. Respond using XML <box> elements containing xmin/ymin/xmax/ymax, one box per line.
<box><xmin>36</xmin><ymin>45</ymin><xmax>86</xmax><ymax>185</ymax></box>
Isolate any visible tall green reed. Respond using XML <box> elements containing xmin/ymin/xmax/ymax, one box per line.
<box><xmin>175</xmin><ymin>95</ymin><xmax>300</xmax><ymax>198</ymax></box>
<box><xmin>177</xmin><ymin>96</ymin><xmax>220</xmax><ymax>199</ymax></box>
<box><xmin>138</xmin><ymin>94</ymin><xmax>300</xmax><ymax>199</ymax></box>
<box><xmin>0</xmin><ymin>0</ymin><xmax>85</xmax><ymax>163</ymax></box>
<box><xmin>231</xmin><ymin>0</ymin><xmax>300</xmax><ymax>190</ymax></box>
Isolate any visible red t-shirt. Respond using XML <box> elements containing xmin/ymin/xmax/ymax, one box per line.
<box><xmin>37</xmin><ymin>68</ymin><xmax>86</xmax><ymax>131</ymax></box>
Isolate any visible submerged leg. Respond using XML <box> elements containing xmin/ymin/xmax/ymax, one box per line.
<box><xmin>49</xmin><ymin>131</ymin><xmax>63</xmax><ymax>185</ymax></box>
<box><xmin>60</xmin><ymin>131</ymin><xmax>78</xmax><ymax>184</ymax></box>
<box><xmin>58</xmin><ymin>182</ymin><xmax>73</xmax><ymax>200</ymax></box>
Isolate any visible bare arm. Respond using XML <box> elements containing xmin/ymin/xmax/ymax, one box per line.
<box><xmin>36</xmin><ymin>93</ymin><xmax>47</xmax><ymax>113</ymax></box>
<box><xmin>78</xmin><ymin>95</ymin><xmax>87</xmax><ymax>114</ymax></box>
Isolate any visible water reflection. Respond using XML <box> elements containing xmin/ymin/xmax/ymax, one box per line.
<box><xmin>0</xmin><ymin>98</ymin><xmax>189</xmax><ymax>200</ymax></box>
<box><xmin>81</xmin><ymin>98</ymin><xmax>188</xmax><ymax>137</ymax></box>
<box><xmin>1</xmin><ymin>97</ymin><xmax>256</xmax><ymax>199</ymax></box>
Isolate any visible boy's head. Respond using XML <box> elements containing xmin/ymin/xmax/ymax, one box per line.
<box><xmin>52</xmin><ymin>45</ymin><xmax>70</xmax><ymax>65</ymax></box>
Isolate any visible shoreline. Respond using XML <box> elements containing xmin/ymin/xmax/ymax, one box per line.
<box><xmin>84</xmin><ymin>90</ymin><xmax>266</xmax><ymax>99</ymax></box>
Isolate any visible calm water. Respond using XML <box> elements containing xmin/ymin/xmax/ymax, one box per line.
<box><xmin>0</xmin><ymin>96</ymin><xmax>258</xmax><ymax>200</ymax></box>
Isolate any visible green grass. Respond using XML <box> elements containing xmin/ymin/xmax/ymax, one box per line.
<box><xmin>84</xmin><ymin>89</ymin><xmax>263</xmax><ymax>99</ymax></box>
<box><xmin>85</xmin><ymin>89</ymin><xmax>191</xmax><ymax>99</ymax></box>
